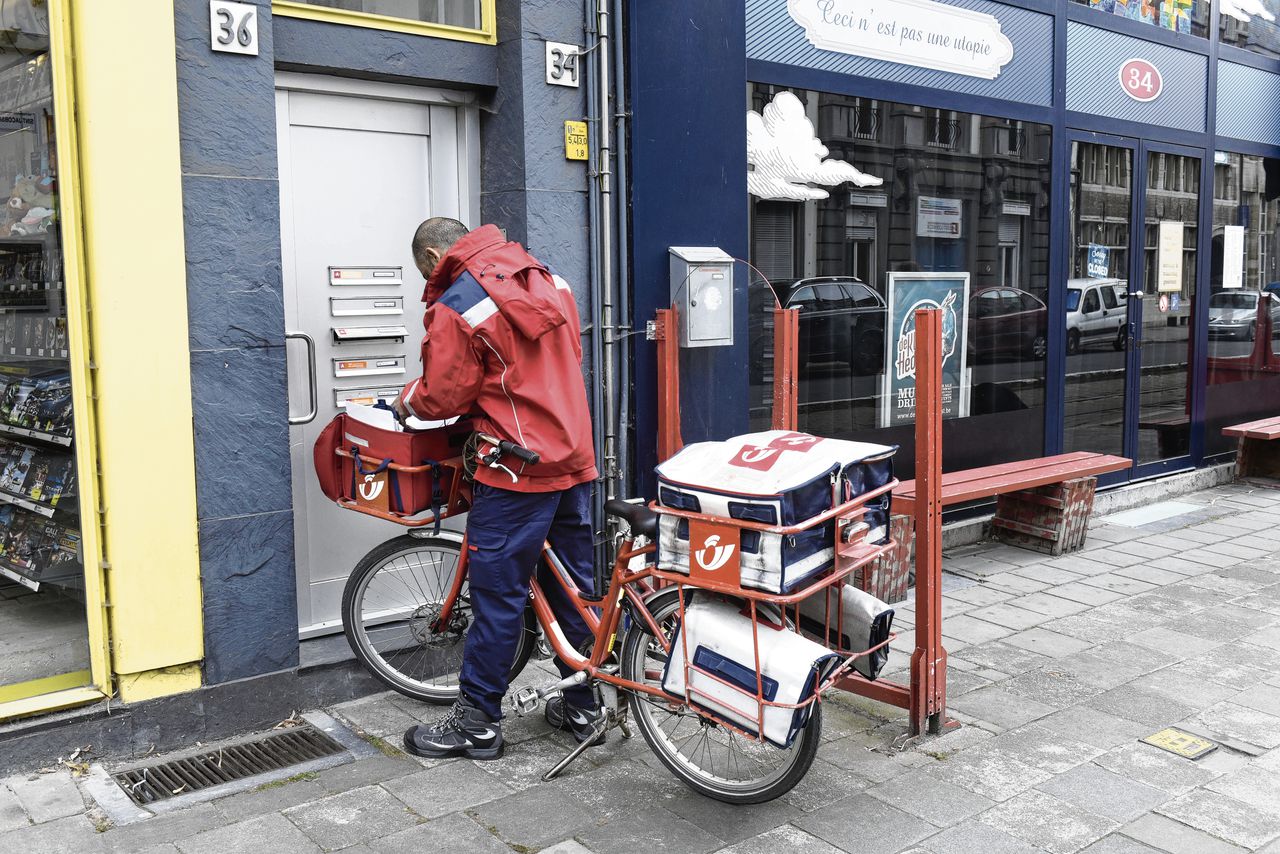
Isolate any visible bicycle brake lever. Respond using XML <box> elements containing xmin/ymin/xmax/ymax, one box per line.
<box><xmin>492</xmin><ymin>462</ymin><xmax>519</xmax><ymax>483</ymax></box>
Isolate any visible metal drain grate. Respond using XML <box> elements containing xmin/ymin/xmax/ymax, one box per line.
<box><xmin>113</xmin><ymin>724</ymin><xmax>346</xmax><ymax>806</ymax></box>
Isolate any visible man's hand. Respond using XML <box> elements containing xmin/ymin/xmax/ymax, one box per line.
<box><xmin>392</xmin><ymin>395</ymin><xmax>411</xmax><ymax>421</ymax></box>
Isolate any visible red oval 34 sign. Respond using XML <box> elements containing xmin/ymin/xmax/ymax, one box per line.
<box><xmin>1119</xmin><ymin>58</ymin><xmax>1163</xmax><ymax>102</ymax></box>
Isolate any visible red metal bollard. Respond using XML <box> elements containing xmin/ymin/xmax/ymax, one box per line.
<box><xmin>909</xmin><ymin>307</ymin><xmax>947</xmax><ymax>736</ymax></box>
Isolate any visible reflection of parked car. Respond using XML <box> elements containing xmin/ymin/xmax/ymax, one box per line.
<box><xmin>1209</xmin><ymin>290</ymin><xmax>1280</xmax><ymax>341</ymax></box>
<box><xmin>1066</xmin><ymin>277</ymin><xmax>1127</xmax><ymax>354</ymax></box>
<box><xmin>774</xmin><ymin>277</ymin><xmax>887</xmax><ymax>375</ymax></box>
<box><xmin>968</xmin><ymin>287</ymin><xmax>1048</xmax><ymax>361</ymax></box>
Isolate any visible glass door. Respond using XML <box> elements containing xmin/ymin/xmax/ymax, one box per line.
<box><xmin>1135</xmin><ymin>145</ymin><xmax>1201</xmax><ymax>469</ymax></box>
<box><xmin>1065</xmin><ymin>135</ymin><xmax>1203</xmax><ymax>476</ymax></box>
<box><xmin>1065</xmin><ymin>137</ymin><xmax>1136</xmax><ymax>461</ymax></box>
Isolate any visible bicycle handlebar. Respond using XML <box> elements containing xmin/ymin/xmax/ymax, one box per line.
<box><xmin>477</xmin><ymin>432</ymin><xmax>540</xmax><ymax>466</ymax></box>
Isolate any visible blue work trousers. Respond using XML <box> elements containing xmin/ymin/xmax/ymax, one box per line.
<box><xmin>458</xmin><ymin>480</ymin><xmax>596</xmax><ymax>719</ymax></box>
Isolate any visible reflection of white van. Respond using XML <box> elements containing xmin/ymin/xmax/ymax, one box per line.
<box><xmin>1066</xmin><ymin>278</ymin><xmax>1128</xmax><ymax>354</ymax></box>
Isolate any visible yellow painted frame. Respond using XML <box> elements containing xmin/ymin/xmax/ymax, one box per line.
<box><xmin>68</xmin><ymin>3</ymin><xmax>203</xmax><ymax>697</ymax></box>
<box><xmin>273</xmin><ymin>0</ymin><xmax>497</xmax><ymax>45</ymax></box>
<box><xmin>0</xmin><ymin>0</ymin><xmax>110</xmax><ymax>719</ymax></box>
<box><xmin>1</xmin><ymin>0</ymin><xmax>204</xmax><ymax>722</ymax></box>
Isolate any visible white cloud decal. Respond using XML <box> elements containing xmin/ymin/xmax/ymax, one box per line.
<box><xmin>747</xmin><ymin>91</ymin><xmax>883</xmax><ymax>202</ymax></box>
<box><xmin>1220</xmin><ymin>0</ymin><xmax>1276</xmax><ymax>23</ymax></box>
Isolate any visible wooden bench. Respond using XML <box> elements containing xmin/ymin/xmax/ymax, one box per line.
<box><xmin>1224</xmin><ymin>416</ymin><xmax>1280</xmax><ymax>481</ymax></box>
<box><xmin>857</xmin><ymin>452</ymin><xmax>1130</xmax><ymax>601</ymax></box>
<box><xmin>1138</xmin><ymin>413</ymin><xmax>1190</xmax><ymax>460</ymax></box>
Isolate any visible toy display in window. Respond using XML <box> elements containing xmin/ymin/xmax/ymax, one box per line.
<box><xmin>0</xmin><ymin>371</ymin><xmax>73</xmax><ymax>435</ymax></box>
<box><xmin>0</xmin><ymin>444</ymin><xmax>33</xmax><ymax>493</ymax></box>
<box><xmin>2</xmin><ymin>174</ymin><xmax>56</xmax><ymax>237</ymax></box>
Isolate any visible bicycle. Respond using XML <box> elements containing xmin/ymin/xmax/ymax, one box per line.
<box><xmin>332</xmin><ymin>429</ymin><xmax>897</xmax><ymax>804</ymax></box>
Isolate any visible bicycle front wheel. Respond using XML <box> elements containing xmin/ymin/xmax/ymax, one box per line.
<box><xmin>620</xmin><ymin>588</ymin><xmax>821</xmax><ymax>804</ymax></box>
<box><xmin>342</xmin><ymin>534</ymin><xmax>536</xmax><ymax>704</ymax></box>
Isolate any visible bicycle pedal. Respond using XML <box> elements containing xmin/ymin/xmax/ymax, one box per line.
<box><xmin>510</xmin><ymin>687</ymin><xmax>540</xmax><ymax>716</ymax></box>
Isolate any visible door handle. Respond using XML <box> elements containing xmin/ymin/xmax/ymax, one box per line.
<box><xmin>286</xmin><ymin>331</ymin><xmax>318</xmax><ymax>425</ymax></box>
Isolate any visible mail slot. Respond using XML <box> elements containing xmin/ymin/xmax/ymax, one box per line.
<box><xmin>330</xmin><ymin>296</ymin><xmax>404</xmax><ymax>317</ymax></box>
<box><xmin>332</xmin><ymin>325</ymin><xmax>408</xmax><ymax>344</ymax></box>
<box><xmin>333</xmin><ymin>355</ymin><xmax>406</xmax><ymax>378</ymax></box>
<box><xmin>329</xmin><ymin>266</ymin><xmax>403</xmax><ymax>287</ymax></box>
<box><xmin>334</xmin><ymin>386</ymin><xmax>403</xmax><ymax>408</ymax></box>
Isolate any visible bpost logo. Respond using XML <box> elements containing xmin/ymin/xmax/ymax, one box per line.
<box><xmin>729</xmin><ymin>444</ymin><xmax>782</xmax><ymax>471</ymax></box>
<box><xmin>357</xmin><ymin>474</ymin><xmax>385</xmax><ymax>502</ymax></box>
<box><xmin>694</xmin><ymin>534</ymin><xmax>737</xmax><ymax>572</ymax></box>
<box><xmin>768</xmin><ymin>432</ymin><xmax>823</xmax><ymax>452</ymax></box>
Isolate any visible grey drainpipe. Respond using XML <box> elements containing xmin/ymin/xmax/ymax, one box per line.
<box><xmin>611</xmin><ymin>0</ymin><xmax>632</xmax><ymax>499</ymax></box>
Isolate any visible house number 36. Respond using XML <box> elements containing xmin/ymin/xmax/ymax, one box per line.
<box><xmin>210</xmin><ymin>1</ymin><xmax>260</xmax><ymax>56</ymax></box>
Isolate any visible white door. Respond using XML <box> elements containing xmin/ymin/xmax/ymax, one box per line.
<box><xmin>276</xmin><ymin>74</ymin><xmax>479</xmax><ymax>637</ymax></box>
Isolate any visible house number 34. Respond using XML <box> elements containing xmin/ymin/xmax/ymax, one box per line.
<box><xmin>210</xmin><ymin>1</ymin><xmax>260</xmax><ymax>56</ymax></box>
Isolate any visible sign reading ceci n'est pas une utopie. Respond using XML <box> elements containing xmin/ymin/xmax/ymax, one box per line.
<box><xmin>787</xmin><ymin>0</ymin><xmax>1015</xmax><ymax>80</ymax></box>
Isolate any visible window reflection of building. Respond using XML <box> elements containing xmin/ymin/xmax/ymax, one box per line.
<box><xmin>747</xmin><ymin>85</ymin><xmax>1052</xmax><ymax>473</ymax></box>
<box><xmin>1206</xmin><ymin>153</ymin><xmax>1280</xmax><ymax>457</ymax></box>
<box><xmin>1219</xmin><ymin>0</ymin><xmax>1280</xmax><ymax>57</ymax></box>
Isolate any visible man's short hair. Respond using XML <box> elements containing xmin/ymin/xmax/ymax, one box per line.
<box><xmin>411</xmin><ymin>217</ymin><xmax>469</xmax><ymax>266</ymax></box>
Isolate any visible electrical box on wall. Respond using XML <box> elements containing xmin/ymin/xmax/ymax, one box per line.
<box><xmin>669</xmin><ymin>246</ymin><xmax>733</xmax><ymax>348</ymax></box>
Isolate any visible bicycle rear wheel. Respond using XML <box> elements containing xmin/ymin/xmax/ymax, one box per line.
<box><xmin>619</xmin><ymin>588</ymin><xmax>821</xmax><ymax>804</ymax></box>
<box><xmin>342</xmin><ymin>534</ymin><xmax>536</xmax><ymax>704</ymax></box>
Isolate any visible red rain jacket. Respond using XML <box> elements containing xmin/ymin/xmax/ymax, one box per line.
<box><xmin>397</xmin><ymin>225</ymin><xmax>598</xmax><ymax>493</ymax></box>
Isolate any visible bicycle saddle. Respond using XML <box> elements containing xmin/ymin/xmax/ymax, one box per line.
<box><xmin>604</xmin><ymin>499</ymin><xmax>658</xmax><ymax>539</ymax></box>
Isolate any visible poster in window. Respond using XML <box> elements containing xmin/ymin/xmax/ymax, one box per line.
<box><xmin>1222</xmin><ymin>225</ymin><xmax>1245</xmax><ymax>289</ymax></box>
<box><xmin>1087</xmin><ymin>244</ymin><xmax>1110</xmax><ymax>278</ymax></box>
<box><xmin>1157</xmin><ymin>221</ymin><xmax>1184</xmax><ymax>293</ymax></box>
<box><xmin>880</xmin><ymin>273</ymin><xmax>970</xmax><ymax>428</ymax></box>
<box><xmin>917</xmin><ymin>197</ymin><xmax>963</xmax><ymax>239</ymax></box>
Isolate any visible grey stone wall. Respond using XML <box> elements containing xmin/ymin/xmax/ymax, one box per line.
<box><xmin>274</xmin><ymin>14</ymin><xmax>496</xmax><ymax>88</ymax></box>
<box><xmin>481</xmin><ymin>0</ymin><xmax>590</xmax><ymax>291</ymax></box>
<box><xmin>174</xmin><ymin>0</ymin><xmax>297</xmax><ymax>684</ymax></box>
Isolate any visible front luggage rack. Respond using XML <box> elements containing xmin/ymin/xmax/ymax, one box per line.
<box><xmin>332</xmin><ymin>449</ymin><xmax>471</xmax><ymax>528</ymax></box>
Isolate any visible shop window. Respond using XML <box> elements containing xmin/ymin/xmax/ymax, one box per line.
<box><xmin>274</xmin><ymin>0</ymin><xmax>489</xmax><ymax>38</ymax></box>
<box><xmin>1069</xmin><ymin>0</ymin><xmax>1209</xmax><ymax>37</ymax></box>
<box><xmin>1219</xmin><ymin>0</ymin><xmax>1280</xmax><ymax>57</ymax></box>
<box><xmin>0</xmin><ymin>7</ymin><xmax>91</xmax><ymax>703</ymax></box>
<box><xmin>747</xmin><ymin>85</ymin><xmax>1051</xmax><ymax>476</ymax></box>
<box><xmin>1205</xmin><ymin>152</ymin><xmax>1280</xmax><ymax>455</ymax></box>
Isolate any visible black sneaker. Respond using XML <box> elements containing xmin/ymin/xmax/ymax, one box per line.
<box><xmin>544</xmin><ymin>695</ymin><xmax>606</xmax><ymax>746</ymax></box>
<box><xmin>403</xmin><ymin>698</ymin><xmax>504</xmax><ymax>760</ymax></box>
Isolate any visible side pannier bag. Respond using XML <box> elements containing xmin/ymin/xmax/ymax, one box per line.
<box><xmin>661</xmin><ymin>595</ymin><xmax>841</xmax><ymax>748</ymax></box>
<box><xmin>656</xmin><ymin>430</ymin><xmax>896</xmax><ymax>593</ymax></box>
<box><xmin>798</xmin><ymin>583</ymin><xmax>895</xmax><ymax>680</ymax></box>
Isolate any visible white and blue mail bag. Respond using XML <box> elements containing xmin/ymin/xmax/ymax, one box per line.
<box><xmin>661</xmin><ymin>595</ymin><xmax>843</xmax><ymax>748</ymax></box>
<box><xmin>798</xmin><ymin>583</ymin><xmax>895</xmax><ymax>680</ymax></box>
<box><xmin>656</xmin><ymin>430</ymin><xmax>896</xmax><ymax>593</ymax></box>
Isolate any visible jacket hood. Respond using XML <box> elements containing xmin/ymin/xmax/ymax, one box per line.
<box><xmin>427</xmin><ymin>225</ymin><xmax>567</xmax><ymax>341</ymax></box>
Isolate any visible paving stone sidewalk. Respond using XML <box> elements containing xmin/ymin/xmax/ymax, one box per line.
<box><xmin>3</xmin><ymin>481</ymin><xmax>1280</xmax><ymax>853</ymax></box>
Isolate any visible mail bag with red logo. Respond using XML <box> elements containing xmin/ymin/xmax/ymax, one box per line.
<box><xmin>654</xmin><ymin>430</ymin><xmax>895</xmax><ymax>593</ymax></box>
<box><xmin>313</xmin><ymin>411</ymin><xmax>471</xmax><ymax>520</ymax></box>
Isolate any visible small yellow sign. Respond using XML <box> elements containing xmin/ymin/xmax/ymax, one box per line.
<box><xmin>1142</xmin><ymin>728</ymin><xmax>1217</xmax><ymax>760</ymax></box>
<box><xmin>565</xmin><ymin>120</ymin><xmax>589</xmax><ymax>161</ymax></box>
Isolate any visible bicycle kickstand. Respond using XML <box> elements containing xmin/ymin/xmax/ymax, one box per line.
<box><xmin>541</xmin><ymin>666</ymin><xmax>630</xmax><ymax>783</ymax></box>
